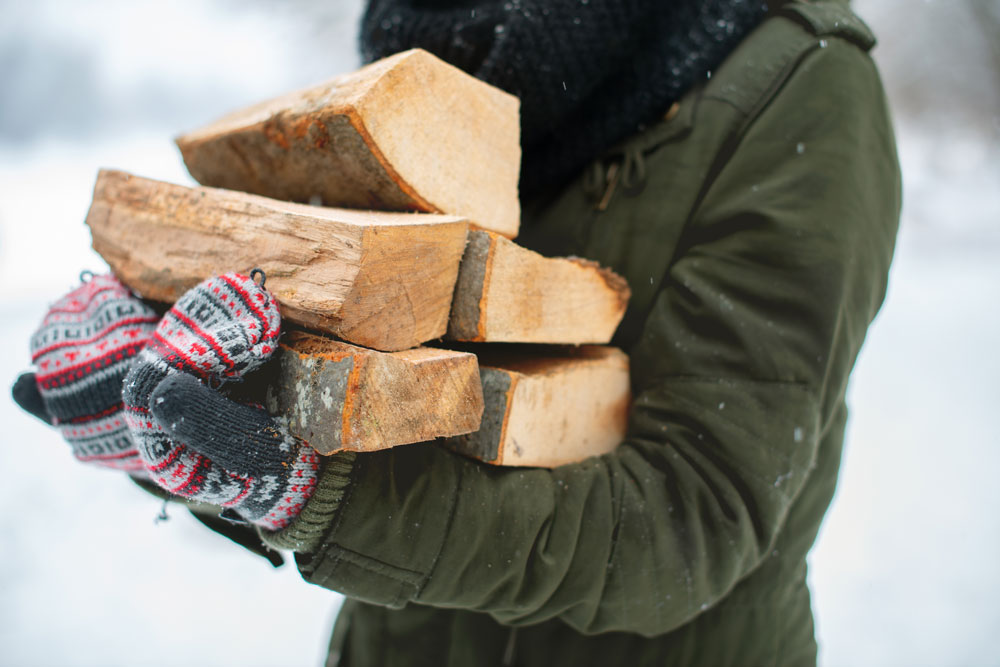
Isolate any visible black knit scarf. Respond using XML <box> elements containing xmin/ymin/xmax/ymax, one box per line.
<box><xmin>361</xmin><ymin>0</ymin><xmax>770</xmax><ymax>196</ymax></box>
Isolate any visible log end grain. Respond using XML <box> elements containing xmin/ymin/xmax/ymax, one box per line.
<box><xmin>445</xmin><ymin>345</ymin><xmax>631</xmax><ymax>467</ymax></box>
<box><xmin>447</xmin><ymin>231</ymin><xmax>631</xmax><ymax>345</ymax></box>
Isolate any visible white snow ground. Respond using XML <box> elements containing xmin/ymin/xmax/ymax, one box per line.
<box><xmin>1</xmin><ymin>1</ymin><xmax>998</xmax><ymax>666</ymax></box>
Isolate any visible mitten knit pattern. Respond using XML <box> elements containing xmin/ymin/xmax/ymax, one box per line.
<box><xmin>30</xmin><ymin>274</ymin><xmax>159</xmax><ymax>472</ymax></box>
<box><xmin>123</xmin><ymin>273</ymin><xmax>319</xmax><ymax>531</ymax></box>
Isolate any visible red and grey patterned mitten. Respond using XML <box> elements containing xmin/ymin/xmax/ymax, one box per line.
<box><xmin>14</xmin><ymin>273</ymin><xmax>159</xmax><ymax>473</ymax></box>
<box><xmin>123</xmin><ymin>272</ymin><xmax>320</xmax><ymax>531</ymax></box>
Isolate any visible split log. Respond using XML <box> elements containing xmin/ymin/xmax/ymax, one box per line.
<box><xmin>176</xmin><ymin>48</ymin><xmax>521</xmax><ymax>238</ymax></box>
<box><xmin>86</xmin><ymin>169</ymin><xmax>469</xmax><ymax>352</ymax></box>
<box><xmin>448</xmin><ymin>231</ymin><xmax>631</xmax><ymax>344</ymax></box>
<box><xmin>262</xmin><ymin>332</ymin><xmax>483</xmax><ymax>454</ymax></box>
<box><xmin>446</xmin><ymin>346</ymin><xmax>631</xmax><ymax>467</ymax></box>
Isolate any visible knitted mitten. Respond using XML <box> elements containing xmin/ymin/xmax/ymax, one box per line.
<box><xmin>15</xmin><ymin>273</ymin><xmax>159</xmax><ymax>473</ymax></box>
<box><xmin>122</xmin><ymin>272</ymin><xmax>320</xmax><ymax>531</ymax></box>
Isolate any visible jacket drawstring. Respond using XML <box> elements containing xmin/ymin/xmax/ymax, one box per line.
<box><xmin>595</xmin><ymin>161</ymin><xmax>622</xmax><ymax>211</ymax></box>
<box><xmin>620</xmin><ymin>145</ymin><xmax>647</xmax><ymax>196</ymax></box>
<box><xmin>584</xmin><ymin>145</ymin><xmax>647</xmax><ymax>212</ymax></box>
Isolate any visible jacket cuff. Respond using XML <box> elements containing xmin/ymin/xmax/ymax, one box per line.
<box><xmin>260</xmin><ymin>451</ymin><xmax>357</xmax><ymax>552</ymax></box>
<box><xmin>284</xmin><ymin>443</ymin><xmax>465</xmax><ymax>608</ymax></box>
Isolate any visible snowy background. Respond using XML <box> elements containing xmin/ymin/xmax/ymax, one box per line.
<box><xmin>0</xmin><ymin>1</ymin><xmax>997</xmax><ymax>665</ymax></box>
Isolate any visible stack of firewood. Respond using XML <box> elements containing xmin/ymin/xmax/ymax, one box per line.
<box><xmin>86</xmin><ymin>49</ymin><xmax>632</xmax><ymax>468</ymax></box>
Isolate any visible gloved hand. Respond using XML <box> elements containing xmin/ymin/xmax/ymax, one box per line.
<box><xmin>123</xmin><ymin>271</ymin><xmax>320</xmax><ymax>531</ymax></box>
<box><xmin>11</xmin><ymin>273</ymin><xmax>159</xmax><ymax>473</ymax></box>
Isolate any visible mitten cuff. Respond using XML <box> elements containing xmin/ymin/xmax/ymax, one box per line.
<box><xmin>260</xmin><ymin>451</ymin><xmax>357</xmax><ymax>553</ymax></box>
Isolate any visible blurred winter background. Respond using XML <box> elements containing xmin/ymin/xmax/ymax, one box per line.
<box><xmin>0</xmin><ymin>0</ymin><xmax>997</xmax><ymax>665</ymax></box>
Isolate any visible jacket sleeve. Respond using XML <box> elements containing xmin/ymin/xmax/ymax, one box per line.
<box><xmin>266</xmin><ymin>36</ymin><xmax>900</xmax><ymax>636</ymax></box>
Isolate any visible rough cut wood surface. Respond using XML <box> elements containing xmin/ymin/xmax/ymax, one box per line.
<box><xmin>445</xmin><ymin>345</ymin><xmax>631</xmax><ymax>467</ymax></box>
<box><xmin>176</xmin><ymin>49</ymin><xmax>521</xmax><ymax>238</ymax></box>
<box><xmin>86</xmin><ymin>169</ymin><xmax>469</xmax><ymax>352</ymax></box>
<box><xmin>261</xmin><ymin>332</ymin><xmax>483</xmax><ymax>454</ymax></box>
<box><xmin>448</xmin><ymin>230</ymin><xmax>631</xmax><ymax>344</ymax></box>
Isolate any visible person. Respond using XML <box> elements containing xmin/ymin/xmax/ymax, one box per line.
<box><xmin>13</xmin><ymin>0</ymin><xmax>901</xmax><ymax>664</ymax></box>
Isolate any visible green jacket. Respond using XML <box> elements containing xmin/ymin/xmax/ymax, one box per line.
<box><xmin>223</xmin><ymin>2</ymin><xmax>901</xmax><ymax>665</ymax></box>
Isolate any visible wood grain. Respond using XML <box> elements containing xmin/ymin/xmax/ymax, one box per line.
<box><xmin>86</xmin><ymin>169</ymin><xmax>469</xmax><ymax>352</ymax></box>
<box><xmin>262</xmin><ymin>331</ymin><xmax>483</xmax><ymax>454</ymax></box>
<box><xmin>176</xmin><ymin>49</ymin><xmax>521</xmax><ymax>238</ymax></box>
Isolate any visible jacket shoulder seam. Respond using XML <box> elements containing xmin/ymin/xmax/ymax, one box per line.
<box><xmin>699</xmin><ymin>13</ymin><xmax>822</xmax><ymax>115</ymax></box>
<box><xmin>776</xmin><ymin>1</ymin><xmax>877</xmax><ymax>51</ymax></box>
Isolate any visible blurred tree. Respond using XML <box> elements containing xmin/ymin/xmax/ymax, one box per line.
<box><xmin>968</xmin><ymin>0</ymin><xmax>1000</xmax><ymax>86</ymax></box>
<box><xmin>855</xmin><ymin>0</ymin><xmax>1000</xmax><ymax>131</ymax></box>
